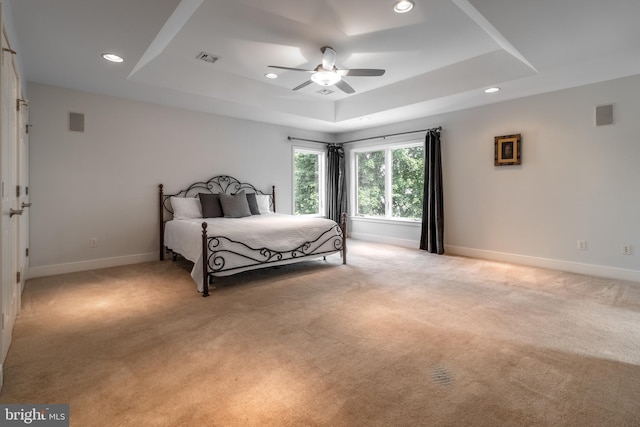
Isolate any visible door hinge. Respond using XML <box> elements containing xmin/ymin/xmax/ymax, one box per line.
<box><xmin>26</xmin><ymin>248</ymin><xmax>29</xmax><ymax>257</ymax></box>
<box><xmin>16</xmin><ymin>98</ymin><xmax>28</xmax><ymax>111</ymax></box>
<box><xmin>16</xmin><ymin>185</ymin><xmax>21</xmax><ymax>197</ymax></box>
<box><xmin>26</xmin><ymin>124</ymin><xmax>32</xmax><ymax>134</ymax></box>
<box><xmin>16</xmin><ymin>271</ymin><xmax>21</xmax><ymax>283</ymax></box>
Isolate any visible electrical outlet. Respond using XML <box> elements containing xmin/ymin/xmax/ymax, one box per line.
<box><xmin>622</xmin><ymin>244</ymin><xmax>632</xmax><ymax>255</ymax></box>
<box><xmin>90</xmin><ymin>237</ymin><xmax>98</xmax><ymax>248</ymax></box>
<box><xmin>577</xmin><ymin>240</ymin><xmax>587</xmax><ymax>250</ymax></box>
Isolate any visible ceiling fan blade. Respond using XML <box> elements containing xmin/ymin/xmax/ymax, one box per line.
<box><xmin>321</xmin><ymin>46</ymin><xmax>337</xmax><ymax>70</ymax></box>
<box><xmin>339</xmin><ymin>69</ymin><xmax>386</xmax><ymax>77</ymax></box>
<box><xmin>335</xmin><ymin>80</ymin><xmax>355</xmax><ymax>94</ymax></box>
<box><xmin>293</xmin><ymin>80</ymin><xmax>313</xmax><ymax>91</ymax></box>
<box><xmin>268</xmin><ymin>65</ymin><xmax>315</xmax><ymax>73</ymax></box>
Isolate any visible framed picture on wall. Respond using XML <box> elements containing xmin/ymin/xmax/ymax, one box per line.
<box><xmin>494</xmin><ymin>134</ymin><xmax>521</xmax><ymax>166</ymax></box>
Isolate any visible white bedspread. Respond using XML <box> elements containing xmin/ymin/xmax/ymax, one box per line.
<box><xmin>164</xmin><ymin>213</ymin><xmax>342</xmax><ymax>291</ymax></box>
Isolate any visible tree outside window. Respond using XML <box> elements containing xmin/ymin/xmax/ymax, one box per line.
<box><xmin>391</xmin><ymin>146</ymin><xmax>424</xmax><ymax>219</ymax></box>
<box><xmin>354</xmin><ymin>143</ymin><xmax>424</xmax><ymax>220</ymax></box>
<box><xmin>356</xmin><ymin>151</ymin><xmax>385</xmax><ymax>216</ymax></box>
<box><xmin>293</xmin><ymin>148</ymin><xmax>326</xmax><ymax>216</ymax></box>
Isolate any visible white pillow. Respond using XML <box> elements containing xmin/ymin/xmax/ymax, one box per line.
<box><xmin>171</xmin><ymin>197</ymin><xmax>202</xmax><ymax>220</ymax></box>
<box><xmin>256</xmin><ymin>194</ymin><xmax>272</xmax><ymax>214</ymax></box>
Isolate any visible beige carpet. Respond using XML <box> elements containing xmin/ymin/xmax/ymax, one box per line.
<box><xmin>2</xmin><ymin>240</ymin><xmax>640</xmax><ymax>426</ymax></box>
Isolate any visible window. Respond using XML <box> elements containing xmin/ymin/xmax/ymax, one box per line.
<box><xmin>353</xmin><ymin>142</ymin><xmax>424</xmax><ymax>220</ymax></box>
<box><xmin>293</xmin><ymin>147</ymin><xmax>326</xmax><ymax>216</ymax></box>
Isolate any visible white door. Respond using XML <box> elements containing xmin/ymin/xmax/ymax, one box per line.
<box><xmin>17</xmin><ymin>90</ymin><xmax>29</xmax><ymax>294</ymax></box>
<box><xmin>0</xmin><ymin>28</ymin><xmax>21</xmax><ymax>364</ymax></box>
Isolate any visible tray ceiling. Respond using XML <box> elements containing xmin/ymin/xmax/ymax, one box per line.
<box><xmin>9</xmin><ymin>0</ymin><xmax>640</xmax><ymax>132</ymax></box>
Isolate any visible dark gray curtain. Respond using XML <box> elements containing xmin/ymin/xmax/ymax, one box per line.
<box><xmin>420</xmin><ymin>129</ymin><xmax>444</xmax><ymax>254</ymax></box>
<box><xmin>327</xmin><ymin>144</ymin><xmax>347</xmax><ymax>224</ymax></box>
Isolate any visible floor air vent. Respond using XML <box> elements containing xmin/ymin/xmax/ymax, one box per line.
<box><xmin>432</xmin><ymin>366</ymin><xmax>454</xmax><ymax>386</ymax></box>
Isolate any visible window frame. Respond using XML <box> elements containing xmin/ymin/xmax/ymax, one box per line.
<box><xmin>292</xmin><ymin>145</ymin><xmax>327</xmax><ymax>217</ymax></box>
<box><xmin>350</xmin><ymin>139</ymin><xmax>424</xmax><ymax>223</ymax></box>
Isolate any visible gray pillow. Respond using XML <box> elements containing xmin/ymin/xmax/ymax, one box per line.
<box><xmin>219</xmin><ymin>190</ymin><xmax>252</xmax><ymax>218</ymax></box>
<box><xmin>199</xmin><ymin>193</ymin><xmax>223</xmax><ymax>218</ymax></box>
<box><xmin>246</xmin><ymin>192</ymin><xmax>261</xmax><ymax>215</ymax></box>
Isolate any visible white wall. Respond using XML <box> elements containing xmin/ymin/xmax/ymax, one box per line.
<box><xmin>29</xmin><ymin>75</ymin><xmax>640</xmax><ymax>282</ymax></box>
<box><xmin>2</xmin><ymin>0</ymin><xmax>26</xmax><ymax>96</ymax></box>
<box><xmin>340</xmin><ymin>75</ymin><xmax>640</xmax><ymax>282</ymax></box>
<box><xmin>28</xmin><ymin>83</ymin><xmax>331</xmax><ymax>277</ymax></box>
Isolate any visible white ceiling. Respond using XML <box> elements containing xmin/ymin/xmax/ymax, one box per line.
<box><xmin>9</xmin><ymin>0</ymin><xmax>640</xmax><ymax>132</ymax></box>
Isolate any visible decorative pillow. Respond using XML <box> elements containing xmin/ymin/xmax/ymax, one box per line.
<box><xmin>246</xmin><ymin>193</ymin><xmax>260</xmax><ymax>215</ymax></box>
<box><xmin>256</xmin><ymin>194</ymin><xmax>272</xmax><ymax>214</ymax></box>
<box><xmin>199</xmin><ymin>193</ymin><xmax>223</xmax><ymax>218</ymax></box>
<box><xmin>170</xmin><ymin>197</ymin><xmax>202</xmax><ymax>220</ymax></box>
<box><xmin>219</xmin><ymin>190</ymin><xmax>252</xmax><ymax>218</ymax></box>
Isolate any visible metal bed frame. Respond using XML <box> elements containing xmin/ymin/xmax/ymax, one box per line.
<box><xmin>159</xmin><ymin>175</ymin><xmax>346</xmax><ymax>296</ymax></box>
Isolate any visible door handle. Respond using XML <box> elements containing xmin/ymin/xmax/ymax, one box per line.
<box><xmin>21</xmin><ymin>202</ymin><xmax>32</xmax><ymax>208</ymax></box>
<box><xmin>9</xmin><ymin>209</ymin><xmax>23</xmax><ymax>217</ymax></box>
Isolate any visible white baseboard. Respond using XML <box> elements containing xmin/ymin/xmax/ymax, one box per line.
<box><xmin>349</xmin><ymin>234</ymin><xmax>640</xmax><ymax>283</ymax></box>
<box><xmin>29</xmin><ymin>252</ymin><xmax>158</xmax><ymax>279</ymax></box>
<box><xmin>445</xmin><ymin>245</ymin><xmax>640</xmax><ymax>283</ymax></box>
<box><xmin>349</xmin><ymin>232</ymin><xmax>419</xmax><ymax>249</ymax></box>
<box><xmin>26</xmin><ymin>243</ymin><xmax>640</xmax><ymax>284</ymax></box>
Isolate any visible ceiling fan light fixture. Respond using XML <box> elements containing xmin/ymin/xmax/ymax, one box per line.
<box><xmin>311</xmin><ymin>69</ymin><xmax>342</xmax><ymax>86</ymax></box>
<box><xmin>484</xmin><ymin>87</ymin><xmax>501</xmax><ymax>93</ymax></box>
<box><xmin>393</xmin><ymin>0</ymin><xmax>414</xmax><ymax>13</ymax></box>
<box><xmin>264</xmin><ymin>73</ymin><xmax>278</xmax><ymax>79</ymax></box>
<box><xmin>270</xmin><ymin>46</ymin><xmax>385</xmax><ymax>93</ymax></box>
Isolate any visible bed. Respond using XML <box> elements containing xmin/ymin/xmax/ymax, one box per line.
<box><xmin>159</xmin><ymin>175</ymin><xmax>346</xmax><ymax>296</ymax></box>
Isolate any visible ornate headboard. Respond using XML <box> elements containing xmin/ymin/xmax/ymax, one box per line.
<box><xmin>160</xmin><ymin>175</ymin><xmax>274</xmax><ymax>217</ymax></box>
<box><xmin>158</xmin><ymin>175</ymin><xmax>276</xmax><ymax>260</ymax></box>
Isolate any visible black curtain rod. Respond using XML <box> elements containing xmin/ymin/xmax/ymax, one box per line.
<box><xmin>340</xmin><ymin>127</ymin><xmax>442</xmax><ymax>144</ymax></box>
<box><xmin>286</xmin><ymin>136</ymin><xmax>334</xmax><ymax>144</ymax></box>
<box><xmin>287</xmin><ymin>126</ymin><xmax>441</xmax><ymax>146</ymax></box>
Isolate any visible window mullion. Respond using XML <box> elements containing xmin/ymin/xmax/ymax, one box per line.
<box><xmin>385</xmin><ymin>148</ymin><xmax>393</xmax><ymax>218</ymax></box>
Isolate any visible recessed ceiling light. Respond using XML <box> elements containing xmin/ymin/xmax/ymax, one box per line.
<box><xmin>102</xmin><ymin>53</ymin><xmax>124</xmax><ymax>63</ymax></box>
<box><xmin>484</xmin><ymin>87</ymin><xmax>501</xmax><ymax>93</ymax></box>
<box><xmin>393</xmin><ymin>0</ymin><xmax>414</xmax><ymax>13</ymax></box>
<box><xmin>264</xmin><ymin>73</ymin><xmax>278</xmax><ymax>79</ymax></box>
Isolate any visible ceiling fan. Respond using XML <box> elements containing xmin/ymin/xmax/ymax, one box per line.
<box><xmin>268</xmin><ymin>46</ymin><xmax>385</xmax><ymax>94</ymax></box>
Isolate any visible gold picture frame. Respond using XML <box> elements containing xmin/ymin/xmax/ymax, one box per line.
<box><xmin>494</xmin><ymin>134</ymin><xmax>521</xmax><ymax>166</ymax></box>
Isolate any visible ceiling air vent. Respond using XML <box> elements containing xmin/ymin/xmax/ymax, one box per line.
<box><xmin>196</xmin><ymin>52</ymin><xmax>219</xmax><ymax>64</ymax></box>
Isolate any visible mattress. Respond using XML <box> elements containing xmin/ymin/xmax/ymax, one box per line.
<box><xmin>164</xmin><ymin>213</ymin><xmax>342</xmax><ymax>291</ymax></box>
